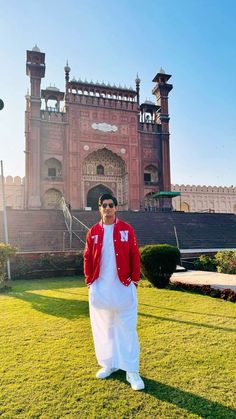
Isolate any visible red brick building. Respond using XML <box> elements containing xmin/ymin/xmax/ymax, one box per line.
<box><xmin>25</xmin><ymin>46</ymin><xmax>172</xmax><ymax>210</ymax></box>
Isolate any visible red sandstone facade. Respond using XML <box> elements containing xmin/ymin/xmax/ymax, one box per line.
<box><xmin>25</xmin><ymin>46</ymin><xmax>172</xmax><ymax>210</ymax></box>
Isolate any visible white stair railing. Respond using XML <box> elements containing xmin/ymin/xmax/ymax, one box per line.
<box><xmin>60</xmin><ymin>197</ymin><xmax>72</xmax><ymax>248</ymax></box>
<box><xmin>60</xmin><ymin>197</ymin><xmax>90</xmax><ymax>247</ymax></box>
<box><xmin>72</xmin><ymin>215</ymin><xmax>89</xmax><ymax>245</ymax></box>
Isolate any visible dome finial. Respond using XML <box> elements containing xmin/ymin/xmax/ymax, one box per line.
<box><xmin>64</xmin><ymin>60</ymin><xmax>71</xmax><ymax>83</ymax></box>
<box><xmin>32</xmin><ymin>44</ymin><xmax>41</xmax><ymax>52</ymax></box>
<box><xmin>135</xmin><ymin>73</ymin><xmax>141</xmax><ymax>84</ymax></box>
<box><xmin>64</xmin><ymin>60</ymin><xmax>71</xmax><ymax>73</ymax></box>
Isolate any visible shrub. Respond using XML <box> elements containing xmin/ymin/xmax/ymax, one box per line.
<box><xmin>193</xmin><ymin>255</ymin><xmax>217</xmax><ymax>272</ymax></box>
<box><xmin>0</xmin><ymin>243</ymin><xmax>17</xmax><ymax>282</ymax></box>
<box><xmin>220</xmin><ymin>288</ymin><xmax>236</xmax><ymax>302</ymax></box>
<box><xmin>215</xmin><ymin>251</ymin><xmax>236</xmax><ymax>274</ymax></box>
<box><xmin>140</xmin><ymin>244</ymin><xmax>180</xmax><ymax>288</ymax></box>
<box><xmin>75</xmin><ymin>251</ymin><xmax>84</xmax><ymax>275</ymax></box>
<box><xmin>210</xmin><ymin>288</ymin><xmax>221</xmax><ymax>298</ymax></box>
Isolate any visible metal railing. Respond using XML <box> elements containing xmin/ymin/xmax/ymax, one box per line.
<box><xmin>60</xmin><ymin>197</ymin><xmax>89</xmax><ymax>247</ymax></box>
<box><xmin>60</xmin><ymin>197</ymin><xmax>72</xmax><ymax>248</ymax></box>
<box><xmin>72</xmin><ymin>215</ymin><xmax>89</xmax><ymax>245</ymax></box>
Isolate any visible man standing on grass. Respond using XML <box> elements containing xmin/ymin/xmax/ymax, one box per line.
<box><xmin>84</xmin><ymin>193</ymin><xmax>144</xmax><ymax>391</ymax></box>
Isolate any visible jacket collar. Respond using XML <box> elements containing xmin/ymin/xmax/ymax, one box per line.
<box><xmin>99</xmin><ymin>216</ymin><xmax>119</xmax><ymax>227</ymax></box>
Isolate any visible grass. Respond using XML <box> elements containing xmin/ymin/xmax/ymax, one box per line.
<box><xmin>0</xmin><ymin>277</ymin><xmax>236</xmax><ymax>419</ymax></box>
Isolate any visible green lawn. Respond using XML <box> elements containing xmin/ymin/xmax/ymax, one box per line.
<box><xmin>0</xmin><ymin>277</ymin><xmax>235</xmax><ymax>419</ymax></box>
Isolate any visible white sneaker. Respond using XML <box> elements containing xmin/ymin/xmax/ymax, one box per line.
<box><xmin>96</xmin><ymin>367</ymin><xmax>119</xmax><ymax>379</ymax></box>
<box><xmin>126</xmin><ymin>372</ymin><xmax>145</xmax><ymax>390</ymax></box>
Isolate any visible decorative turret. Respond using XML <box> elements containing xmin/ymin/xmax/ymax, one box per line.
<box><xmin>41</xmin><ymin>85</ymin><xmax>65</xmax><ymax>112</ymax></box>
<box><xmin>152</xmin><ymin>68</ymin><xmax>173</xmax><ymax>200</ymax></box>
<box><xmin>26</xmin><ymin>45</ymin><xmax>45</xmax><ymax>99</ymax></box>
<box><xmin>152</xmin><ymin>68</ymin><xmax>172</xmax><ymax>122</ymax></box>
<box><xmin>139</xmin><ymin>100</ymin><xmax>160</xmax><ymax>123</ymax></box>
<box><xmin>25</xmin><ymin>46</ymin><xmax>46</xmax><ymax>208</ymax></box>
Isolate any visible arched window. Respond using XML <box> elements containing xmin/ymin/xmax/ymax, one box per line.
<box><xmin>43</xmin><ymin>158</ymin><xmax>62</xmax><ymax>179</ymax></box>
<box><xmin>181</xmin><ymin>202</ymin><xmax>190</xmax><ymax>212</ymax></box>
<box><xmin>144</xmin><ymin>165</ymin><xmax>158</xmax><ymax>184</ymax></box>
<box><xmin>97</xmin><ymin>164</ymin><xmax>104</xmax><ymax>175</ymax></box>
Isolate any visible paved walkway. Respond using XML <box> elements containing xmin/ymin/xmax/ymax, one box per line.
<box><xmin>171</xmin><ymin>270</ymin><xmax>236</xmax><ymax>292</ymax></box>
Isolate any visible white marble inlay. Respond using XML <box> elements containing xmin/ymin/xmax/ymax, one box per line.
<box><xmin>91</xmin><ymin>122</ymin><xmax>118</xmax><ymax>132</ymax></box>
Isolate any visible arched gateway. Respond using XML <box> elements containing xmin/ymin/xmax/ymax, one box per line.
<box><xmin>87</xmin><ymin>185</ymin><xmax>113</xmax><ymax>210</ymax></box>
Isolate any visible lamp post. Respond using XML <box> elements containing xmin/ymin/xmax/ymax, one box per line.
<box><xmin>0</xmin><ymin>100</ymin><xmax>11</xmax><ymax>280</ymax></box>
<box><xmin>0</xmin><ymin>160</ymin><xmax>11</xmax><ymax>280</ymax></box>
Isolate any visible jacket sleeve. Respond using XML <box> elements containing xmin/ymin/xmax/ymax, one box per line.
<box><xmin>83</xmin><ymin>229</ymin><xmax>93</xmax><ymax>286</ymax></box>
<box><xmin>129</xmin><ymin>227</ymin><xmax>141</xmax><ymax>286</ymax></box>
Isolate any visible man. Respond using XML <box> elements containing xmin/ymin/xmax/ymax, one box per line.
<box><xmin>84</xmin><ymin>193</ymin><xmax>144</xmax><ymax>391</ymax></box>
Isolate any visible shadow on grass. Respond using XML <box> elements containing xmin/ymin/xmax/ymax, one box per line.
<box><xmin>139</xmin><ymin>302</ymin><xmax>236</xmax><ymax>320</ymax></box>
<box><xmin>138</xmin><ymin>311</ymin><xmax>236</xmax><ymax>333</ymax></box>
<box><xmin>113</xmin><ymin>372</ymin><xmax>236</xmax><ymax>418</ymax></box>
<box><xmin>11</xmin><ymin>291</ymin><xmax>89</xmax><ymax>320</ymax></box>
<box><xmin>10</xmin><ymin>276</ymin><xmax>85</xmax><ymax>293</ymax></box>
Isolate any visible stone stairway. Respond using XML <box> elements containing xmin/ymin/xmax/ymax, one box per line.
<box><xmin>0</xmin><ymin>209</ymin><xmax>235</xmax><ymax>252</ymax></box>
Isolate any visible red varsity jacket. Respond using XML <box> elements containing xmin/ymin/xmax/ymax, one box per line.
<box><xmin>83</xmin><ymin>218</ymin><xmax>140</xmax><ymax>287</ymax></box>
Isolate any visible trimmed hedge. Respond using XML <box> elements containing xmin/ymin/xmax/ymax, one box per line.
<box><xmin>171</xmin><ymin>281</ymin><xmax>236</xmax><ymax>303</ymax></box>
<box><xmin>11</xmin><ymin>251</ymin><xmax>84</xmax><ymax>280</ymax></box>
<box><xmin>140</xmin><ymin>244</ymin><xmax>180</xmax><ymax>288</ymax></box>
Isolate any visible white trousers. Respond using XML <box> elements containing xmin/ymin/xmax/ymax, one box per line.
<box><xmin>89</xmin><ymin>282</ymin><xmax>140</xmax><ymax>372</ymax></box>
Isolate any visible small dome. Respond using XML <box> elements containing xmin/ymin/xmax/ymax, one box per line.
<box><xmin>46</xmin><ymin>84</ymin><xmax>60</xmax><ymax>91</ymax></box>
<box><xmin>144</xmin><ymin>99</ymin><xmax>155</xmax><ymax>105</ymax></box>
<box><xmin>159</xmin><ymin>67</ymin><xmax>166</xmax><ymax>74</ymax></box>
<box><xmin>32</xmin><ymin>44</ymin><xmax>40</xmax><ymax>52</ymax></box>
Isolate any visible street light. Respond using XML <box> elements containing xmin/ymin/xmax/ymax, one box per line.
<box><xmin>0</xmin><ymin>100</ymin><xmax>11</xmax><ymax>280</ymax></box>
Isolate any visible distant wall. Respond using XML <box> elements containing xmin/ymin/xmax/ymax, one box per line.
<box><xmin>0</xmin><ymin>176</ymin><xmax>25</xmax><ymax>210</ymax></box>
<box><xmin>171</xmin><ymin>184</ymin><xmax>236</xmax><ymax>214</ymax></box>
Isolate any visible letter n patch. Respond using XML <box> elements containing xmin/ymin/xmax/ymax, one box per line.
<box><xmin>120</xmin><ymin>230</ymin><xmax>128</xmax><ymax>242</ymax></box>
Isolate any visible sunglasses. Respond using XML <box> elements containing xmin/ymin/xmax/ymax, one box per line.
<box><xmin>100</xmin><ymin>203</ymin><xmax>115</xmax><ymax>208</ymax></box>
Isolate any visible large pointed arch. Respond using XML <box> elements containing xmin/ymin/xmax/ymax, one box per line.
<box><xmin>83</xmin><ymin>148</ymin><xmax>126</xmax><ymax>176</ymax></box>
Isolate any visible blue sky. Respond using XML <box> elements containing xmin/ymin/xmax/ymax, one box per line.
<box><xmin>0</xmin><ymin>0</ymin><xmax>235</xmax><ymax>186</ymax></box>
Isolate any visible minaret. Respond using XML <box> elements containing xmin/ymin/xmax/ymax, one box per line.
<box><xmin>25</xmin><ymin>45</ymin><xmax>45</xmax><ymax>208</ymax></box>
<box><xmin>152</xmin><ymin>68</ymin><xmax>173</xmax><ymax>192</ymax></box>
